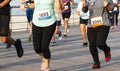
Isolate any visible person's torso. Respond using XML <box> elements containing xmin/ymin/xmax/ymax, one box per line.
<box><xmin>25</xmin><ymin>0</ymin><xmax>34</xmax><ymax>10</ymax></box>
<box><xmin>112</xmin><ymin>4</ymin><xmax>119</xmax><ymax>12</ymax></box>
<box><xmin>61</xmin><ymin>0</ymin><xmax>71</xmax><ymax>13</ymax></box>
<box><xmin>78</xmin><ymin>2</ymin><xmax>89</xmax><ymax>19</ymax></box>
<box><xmin>87</xmin><ymin>0</ymin><xmax>111</xmax><ymax>27</ymax></box>
<box><xmin>111</xmin><ymin>0</ymin><xmax>119</xmax><ymax>12</ymax></box>
<box><xmin>33</xmin><ymin>0</ymin><xmax>56</xmax><ymax>27</ymax></box>
<box><xmin>112</xmin><ymin>0</ymin><xmax>117</xmax><ymax>3</ymax></box>
<box><xmin>0</xmin><ymin>0</ymin><xmax>10</xmax><ymax>15</ymax></box>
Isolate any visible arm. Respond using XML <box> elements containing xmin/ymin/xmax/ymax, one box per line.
<box><xmin>76</xmin><ymin>3</ymin><xmax>80</xmax><ymax>16</ymax></box>
<box><xmin>82</xmin><ymin>0</ymin><xmax>87</xmax><ymax>7</ymax></box>
<box><xmin>70</xmin><ymin>0</ymin><xmax>74</xmax><ymax>6</ymax></box>
<box><xmin>56</xmin><ymin>0</ymin><xmax>64</xmax><ymax>13</ymax></box>
<box><xmin>21</xmin><ymin>0</ymin><xmax>27</xmax><ymax>4</ymax></box>
<box><xmin>20</xmin><ymin>0</ymin><xmax>27</xmax><ymax>10</ymax></box>
<box><xmin>0</xmin><ymin>0</ymin><xmax>10</xmax><ymax>8</ymax></box>
<box><xmin>104</xmin><ymin>0</ymin><xmax>108</xmax><ymax>7</ymax></box>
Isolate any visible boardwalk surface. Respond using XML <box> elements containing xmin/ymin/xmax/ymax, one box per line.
<box><xmin>0</xmin><ymin>24</ymin><xmax>120</xmax><ymax>71</ymax></box>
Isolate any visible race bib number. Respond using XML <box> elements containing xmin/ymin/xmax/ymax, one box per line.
<box><xmin>113</xmin><ymin>7</ymin><xmax>118</xmax><ymax>11</ymax></box>
<box><xmin>37</xmin><ymin>9</ymin><xmax>51</xmax><ymax>20</ymax></box>
<box><xmin>65</xmin><ymin>5</ymin><xmax>69</xmax><ymax>9</ymax></box>
<box><xmin>91</xmin><ymin>16</ymin><xmax>103</xmax><ymax>28</ymax></box>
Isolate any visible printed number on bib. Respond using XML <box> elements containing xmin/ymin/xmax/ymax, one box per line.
<box><xmin>113</xmin><ymin>7</ymin><xmax>118</xmax><ymax>11</ymax></box>
<box><xmin>91</xmin><ymin>16</ymin><xmax>103</xmax><ymax>28</ymax></box>
<box><xmin>65</xmin><ymin>5</ymin><xmax>69</xmax><ymax>9</ymax></box>
<box><xmin>37</xmin><ymin>9</ymin><xmax>51</xmax><ymax>20</ymax></box>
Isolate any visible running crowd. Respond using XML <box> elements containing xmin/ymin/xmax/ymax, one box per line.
<box><xmin>0</xmin><ymin>0</ymin><xmax>120</xmax><ymax>71</ymax></box>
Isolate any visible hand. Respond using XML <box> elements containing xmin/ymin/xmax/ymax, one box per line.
<box><xmin>25</xmin><ymin>3</ymin><xmax>35</xmax><ymax>9</ymax></box>
<box><xmin>76</xmin><ymin>11</ymin><xmax>80</xmax><ymax>16</ymax></box>
<box><xmin>63</xmin><ymin>2</ymin><xmax>67</xmax><ymax>5</ymax></box>
<box><xmin>25</xmin><ymin>0</ymin><xmax>29</xmax><ymax>1</ymax></box>
<box><xmin>20</xmin><ymin>4</ymin><xmax>25</xmax><ymax>11</ymax></box>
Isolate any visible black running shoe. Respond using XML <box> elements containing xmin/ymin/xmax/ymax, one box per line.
<box><xmin>83</xmin><ymin>42</ymin><xmax>88</xmax><ymax>46</ymax></box>
<box><xmin>63</xmin><ymin>33</ymin><xmax>67</xmax><ymax>37</ymax></box>
<box><xmin>14</xmin><ymin>39</ymin><xmax>23</xmax><ymax>58</ymax></box>
<box><xmin>6</xmin><ymin>44</ymin><xmax>11</xmax><ymax>48</ymax></box>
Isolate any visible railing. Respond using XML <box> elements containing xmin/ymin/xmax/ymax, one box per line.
<box><xmin>10</xmin><ymin>6</ymin><xmax>29</xmax><ymax>32</ymax></box>
<box><xmin>10</xmin><ymin>5</ymin><xmax>79</xmax><ymax>32</ymax></box>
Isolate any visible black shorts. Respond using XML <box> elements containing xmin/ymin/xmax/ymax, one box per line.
<box><xmin>79</xmin><ymin>17</ymin><xmax>88</xmax><ymax>25</ymax></box>
<box><xmin>56</xmin><ymin>21</ymin><xmax>61</xmax><ymax>26</ymax></box>
<box><xmin>26</xmin><ymin>8</ymin><xmax>34</xmax><ymax>23</ymax></box>
<box><xmin>62</xmin><ymin>12</ymin><xmax>71</xmax><ymax>20</ymax></box>
<box><xmin>0</xmin><ymin>14</ymin><xmax>10</xmax><ymax>36</ymax></box>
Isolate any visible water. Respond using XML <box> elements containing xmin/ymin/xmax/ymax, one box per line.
<box><xmin>10</xmin><ymin>0</ymin><xmax>79</xmax><ymax>16</ymax></box>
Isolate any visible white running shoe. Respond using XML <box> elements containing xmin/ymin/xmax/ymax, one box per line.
<box><xmin>58</xmin><ymin>31</ymin><xmax>62</xmax><ymax>40</ymax></box>
<box><xmin>63</xmin><ymin>33</ymin><xmax>67</xmax><ymax>37</ymax></box>
<box><xmin>50</xmin><ymin>41</ymin><xmax>56</xmax><ymax>46</ymax></box>
<box><xmin>59</xmin><ymin>36</ymin><xmax>63</xmax><ymax>40</ymax></box>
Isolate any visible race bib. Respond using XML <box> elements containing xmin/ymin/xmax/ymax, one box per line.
<box><xmin>37</xmin><ymin>9</ymin><xmax>51</xmax><ymax>20</ymax></box>
<box><xmin>113</xmin><ymin>7</ymin><xmax>118</xmax><ymax>11</ymax></box>
<box><xmin>65</xmin><ymin>5</ymin><xmax>69</xmax><ymax>9</ymax></box>
<box><xmin>91</xmin><ymin>16</ymin><xmax>103</xmax><ymax>28</ymax></box>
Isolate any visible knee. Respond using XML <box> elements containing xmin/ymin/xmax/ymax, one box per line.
<box><xmin>96</xmin><ymin>42</ymin><xmax>106</xmax><ymax>49</ymax></box>
<box><xmin>34</xmin><ymin>48</ymin><xmax>42</xmax><ymax>54</ymax></box>
<box><xmin>89</xmin><ymin>44</ymin><xmax>97</xmax><ymax>50</ymax></box>
<box><xmin>43</xmin><ymin>51</ymin><xmax>51</xmax><ymax>59</ymax></box>
<box><xmin>1</xmin><ymin>37</ymin><xmax>8</xmax><ymax>43</ymax></box>
<box><xmin>81</xmin><ymin>32</ymin><xmax>86</xmax><ymax>36</ymax></box>
<box><xmin>1</xmin><ymin>40</ymin><xmax>7</xmax><ymax>43</ymax></box>
<box><xmin>96</xmin><ymin>41</ymin><xmax>105</xmax><ymax>46</ymax></box>
<box><xmin>96</xmin><ymin>43</ymin><xmax>102</xmax><ymax>47</ymax></box>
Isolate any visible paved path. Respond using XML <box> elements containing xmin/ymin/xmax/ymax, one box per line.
<box><xmin>0</xmin><ymin>25</ymin><xmax>120</xmax><ymax>71</ymax></box>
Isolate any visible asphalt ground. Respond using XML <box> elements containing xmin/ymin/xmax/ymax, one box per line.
<box><xmin>0</xmin><ymin>23</ymin><xmax>120</xmax><ymax>71</ymax></box>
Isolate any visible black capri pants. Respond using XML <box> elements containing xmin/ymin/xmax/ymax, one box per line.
<box><xmin>87</xmin><ymin>26</ymin><xmax>110</xmax><ymax>63</ymax></box>
<box><xmin>32</xmin><ymin>22</ymin><xmax>56</xmax><ymax>59</ymax></box>
<box><xmin>0</xmin><ymin>14</ymin><xmax>10</xmax><ymax>36</ymax></box>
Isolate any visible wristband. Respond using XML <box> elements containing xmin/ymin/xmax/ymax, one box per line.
<box><xmin>0</xmin><ymin>5</ymin><xmax>2</xmax><ymax>8</ymax></box>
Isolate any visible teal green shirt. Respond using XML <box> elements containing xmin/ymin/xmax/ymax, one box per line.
<box><xmin>33</xmin><ymin>0</ymin><xmax>56</xmax><ymax>27</ymax></box>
